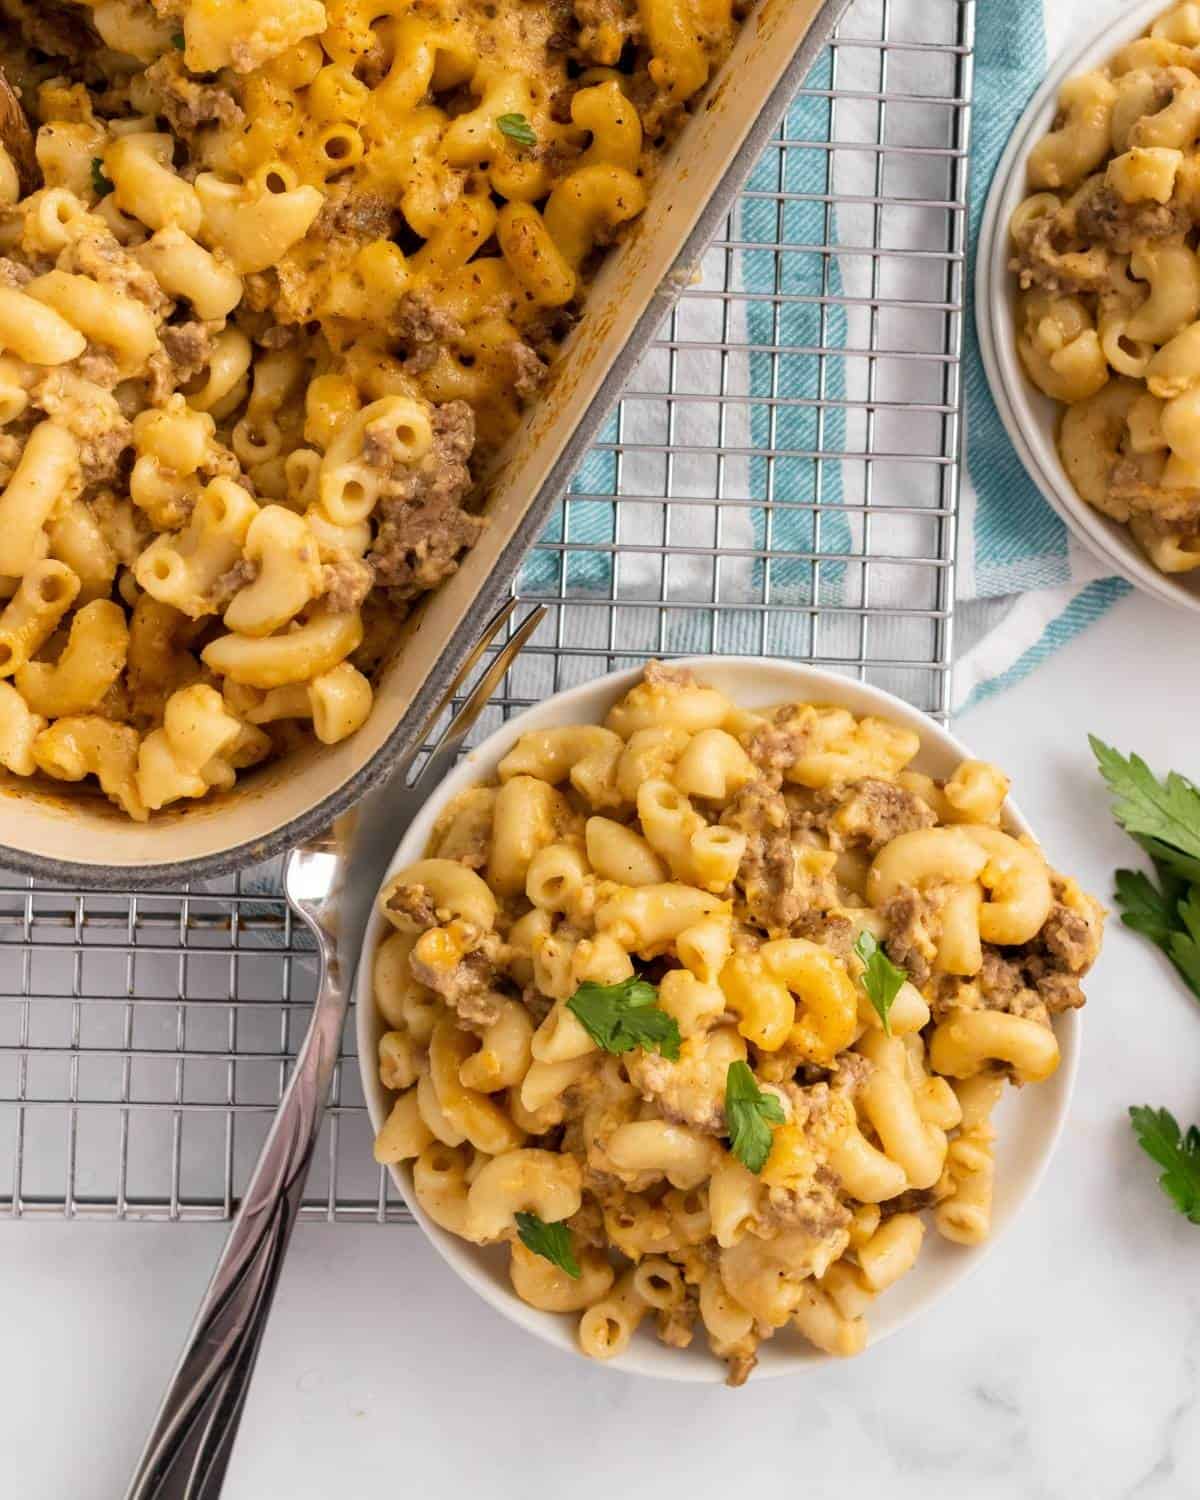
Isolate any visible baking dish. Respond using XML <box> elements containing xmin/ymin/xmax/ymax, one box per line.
<box><xmin>0</xmin><ymin>0</ymin><xmax>851</xmax><ymax>885</ymax></box>
<box><xmin>354</xmin><ymin>656</ymin><xmax>1082</xmax><ymax>1380</ymax></box>
<box><xmin>975</xmin><ymin>0</ymin><xmax>1200</xmax><ymax>615</ymax></box>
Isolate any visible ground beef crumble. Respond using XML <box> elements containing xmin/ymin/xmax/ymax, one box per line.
<box><xmin>409</xmin><ymin>946</ymin><xmax>505</xmax><ymax>1029</ymax></box>
<box><xmin>388</xmin><ymin>293</ymin><xmax>465</xmax><ymax>374</ymax></box>
<box><xmin>747</xmin><ymin>704</ymin><xmax>810</xmax><ymax>775</ymax></box>
<box><xmin>1008</xmin><ymin>213</ymin><xmax>1110</xmax><ymax>296</ymax></box>
<box><xmin>790</xmin><ymin>909</ymin><xmax>854</xmax><ymax>956</ymax></box>
<box><xmin>760</xmin><ymin>1164</ymin><xmax>851</xmax><ymax>1240</ymax></box>
<box><xmin>1075</xmin><ymin>181</ymin><xmax>1191</xmax><ymax>255</ymax></box>
<box><xmin>880</xmin><ymin>885</ymin><xmax>941</xmax><ymax>986</ymax></box>
<box><xmin>367</xmin><ymin>400</ymin><xmax>484</xmax><ymax>598</ymax></box>
<box><xmin>626</xmin><ymin>1049</ymin><xmax>727</xmax><ymax>1135</ymax></box>
<box><xmin>572</xmin><ymin>0</ymin><xmax>638</xmax><ymax>64</ymax></box>
<box><xmin>1039</xmin><ymin>882</ymin><xmax>1104</xmax><ymax>972</ymax></box>
<box><xmin>30</xmin><ymin>370</ymin><xmax>131</xmax><ymax>483</ymax></box>
<box><xmin>828</xmin><ymin>777</ymin><xmax>936</xmax><ymax>852</ymax></box>
<box><xmin>140</xmin><ymin>54</ymin><xmax>243</xmax><ymax>136</ymax></box>
<box><xmin>211</xmin><ymin>558</ymin><xmax>258</xmax><ymax>610</ymax></box>
<box><xmin>58</xmin><ymin>230</ymin><xmax>171</xmax><ymax>316</ymax></box>
<box><xmin>926</xmin><ymin>875</ymin><xmax>1103</xmax><ymax>1022</ymax></box>
<box><xmin>75</xmin><ymin>348</ymin><xmax>121</xmax><ymax>388</ymax></box>
<box><xmin>507</xmin><ymin>339</ymin><xmax>548</xmax><ymax>401</ymax></box>
<box><xmin>314</xmin><ymin>186</ymin><xmax>395</xmax><ymax>242</ymax></box>
<box><xmin>384</xmin><ymin>883</ymin><xmax>439</xmax><ymax>929</ymax></box>
<box><xmin>161</xmin><ymin>321</ymin><xmax>213</xmax><ymax>385</ymax></box>
<box><xmin>0</xmin><ymin>256</ymin><xmax>33</xmax><ymax>288</ymax></box>
<box><xmin>321</xmin><ymin>556</ymin><xmax>373</xmax><ymax>613</ymax></box>
<box><xmin>721</xmin><ymin>779</ymin><xmax>800</xmax><ymax>935</ymax></box>
<box><xmin>644</xmin><ymin>660</ymin><xmax>697</xmax><ymax>688</ymax></box>
<box><xmin>0</xmin><ymin>0</ymin><xmax>94</xmax><ymax>64</ymax></box>
<box><xmin>146</xmin><ymin>321</ymin><xmax>216</xmax><ymax>405</ymax></box>
<box><xmin>656</xmin><ymin>1290</ymin><xmax>698</xmax><ymax>1350</ymax></box>
<box><xmin>541</xmin><ymin>137</ymin><xmax>582</xmax><ymax>181</ymax></box>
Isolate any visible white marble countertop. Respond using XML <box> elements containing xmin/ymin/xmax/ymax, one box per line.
<box><xmin>4</xmin><ymin>583</ymin><xmax>1200</xmax><ymax>1498</ymax></box>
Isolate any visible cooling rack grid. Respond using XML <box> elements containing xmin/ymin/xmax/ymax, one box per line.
<box><xmin>0</xmin><ymin>0</ymin><xmax>974</xmax><ymax>1222</ymax></box>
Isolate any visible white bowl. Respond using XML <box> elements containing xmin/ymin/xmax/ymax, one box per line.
<box><xmin>355</xmin><ymin>658</ymin><xmax>1081</xmax><ymax>1380</ymax></box>
<box><xmin>975</xmin><ymin>0</ymin><xmax>1200</xmax><ymax>613</ymax></box>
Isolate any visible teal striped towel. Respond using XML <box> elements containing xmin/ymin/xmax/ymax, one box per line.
<box><xmin>954</xmin><ymin>0</ymin><xmax>1130</xmax><ymax>713</ymax></box>
<box><xmin>518</xmin><ymin>47</ymin><xmax>853</xmax><ymax>655</ymax></box>
<box><xmin>516</xmin><ymin>2</ymin><xmax>1133</xmax><ymax>713</ymax></box>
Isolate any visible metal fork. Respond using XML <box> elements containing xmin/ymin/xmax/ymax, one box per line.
<box><xmin>126</xmin><ymin>599</ymin><xmax>547</xmax><ymax>1500</ymax></box>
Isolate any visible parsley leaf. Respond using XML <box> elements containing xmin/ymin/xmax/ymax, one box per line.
<box><xmin>1090</xmin><ymin>736</ymin><xmax>1200</xmax><ymax>881</ymax></box>
<box><xmin>1170</xmin><ymin>887</ymin><xmax>1200</xmax><ymax>1000</ymax></box>
<box><xmin>1129</xmin><ymin>1105</ymin><xmax>1200</xmax><ymax>1224</ymax></box>
<box><xmin>515</xmin><ymin>1210</ymin><xmax>581</xmax><ymax>1277</ymax></box>
<box><xmin>724</xmin><ymin>1060</ymin><xmax>785</xmax><ymax>1174</ymax></box>
<box><xmin>496</xmin><ymin>112</ymin><xmax>537</xmax><ymax>149</ymax></box>
<box><xmin>566</xmin><ymin>976</ymin><xmax>681</xmax><ymax>1061</ymax></box>
<box><xmin>1093</xmin><ymin>738</ymin><xmax>1200</xmax><ymax>1005</ymax></box>
<box><xmin>90</xmin><ymin>158</ymin><xmax>113</xmax><ymax>197</ymax></box>
<box><xmin>1114</xmin><ymin>866</ymin><xmax>1179</xmax><ymax>948</ymax></box>
<box><xmin>170</xmin><ymin>30</ymin><xmax>185</xmax><ymax>48</ymax></box>
<box><xmin>853</xmin><ymin>929</ymin><xmax>906</xmax><ymax>1035</ymax></box>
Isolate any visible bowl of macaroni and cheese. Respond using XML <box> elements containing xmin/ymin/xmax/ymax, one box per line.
<box><xmin>978</xmin><ymin>0</ymin><xmax>1200</xmax><ymax>611</ymax></box>
<box><xmin>0</xmin><ymin>0</ymin><xmax>848</xmax><ymax>880</ymax></box>
<box><xmin>356</xmin><ymin>659</ymin><xmax>1103</xmax><ymax>1383</ymax></box>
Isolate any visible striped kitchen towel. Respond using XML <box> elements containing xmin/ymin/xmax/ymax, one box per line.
<box><xmin>954</xmin><ymin>0</ymin><xmax>1131</xmax><ymax>713</ymax></box>
<box><xmin>517</xmin><ymin>46</ymin><xmax>854</xmax><ymax>642</ymax></box>
<box><xmin>518</xmin><ymin>0</ymin><xmax>1135</xmax><ymax>710</ymax></box>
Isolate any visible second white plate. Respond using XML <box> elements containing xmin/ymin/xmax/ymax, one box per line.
<box><xmin>974</xmin><ymin>0</ymin><xmax>1200</xmax><ymax>614</ymax></box>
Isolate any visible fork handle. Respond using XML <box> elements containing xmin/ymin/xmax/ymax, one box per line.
<box><xmin>125</xmin><ymin>932</ymin><xmax>346</xmax><ymax>1500</ymax></box>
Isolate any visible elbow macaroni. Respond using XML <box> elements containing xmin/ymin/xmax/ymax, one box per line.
<box><xmin>1012</xmin><ymin>3</ymin><xmax>1200</xmax><ymax>574</ymax></box>
<box><xmin>0</xmin><ymin>0</ymin><xmax>736</xmax><ymax>816</ymax></box>
<box><xmin>369</xmin><ymin>666</ymin><xmax>1101</xmax><ymax>1382</ymax></box>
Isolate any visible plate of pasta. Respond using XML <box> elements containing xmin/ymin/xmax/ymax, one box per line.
<box><xmin>355</xmin><ymin>659</ymin><xmax>1102</xmax><ymax>1382</ymax></box>
<box><xmin>976</xmin><ymin>0</ymin><xmax>1200</xmax><ymax>611</ymax></box>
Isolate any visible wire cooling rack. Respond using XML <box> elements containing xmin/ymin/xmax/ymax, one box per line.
<box><xmin>0</xmin><ymin>0</ymin><xmax>974</xmax><ymax>1222</ymax></box>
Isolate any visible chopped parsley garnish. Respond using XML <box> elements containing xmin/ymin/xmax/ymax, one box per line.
<box><xmin>853</xmin><ymin>929</ymin><xmax>907</xmax><ymax>1035</ymax></box>
<box><xmin>170</xmin><ymin>30</ymin><xmax>185</xmax><ymax>48</ymax></box>
<box><xmin>566</xmin><ymin>976</ymin><xmax>681</xmax><ymax>1061</ymax></box>
<box><xmin>496</xmin><ymin>112</ymin><xmax>537</xmax><ymax>149</ymax></box>
<box><xmin>515</xmin><ymin>1210</ymin><xmax>581</xmax><ymax>1277</ymax></box>
<box><xmin>90</xmin><ymin>158</ymin><xmax>113</xmax><ymax>197</ymax></box>
<box><xmin>724</xmin><ymin>1060</ymin><xmax>785</xmax><ymax>1174</ymax></box>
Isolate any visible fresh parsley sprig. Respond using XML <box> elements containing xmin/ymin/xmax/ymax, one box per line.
<box><xmin>1129</xmin><ymin>1106</ymin><xmax>1200</xmax><ymax>1225</ymax></box>
<box><xmin>853</xmin><ymin>929</ymin><xmax>906</xmax><ymax>1035</ymax></box>
<box><xmin>1091</xmin><ymin>737</ymin><xmax>1200</xmax><ymax>1003</ymax></box>
<box><xmin>566</xmin><ymin>976</ymin><xmax>681</xmax><ymax>1061</ymax></box>
<box><xmin>1116</xmin><ymin>870</ymin><xmax>1200</xmax><ymax>1002</ymax></box>
<box><xmin>496</xmin><ymin>112</ymin><xmax>537</xmax><ymax>149</ymax></box>
<box><xmin>90</xmin><ymin>157</ymin><xmax>113</xmax><ymax>198</ymax></box>
<box><xmin>724</xmin><ymin>1060</ymin><xmax>785</xmax><ymax>1174</ymax></box>
<box><xmin>1090</xmin><ymin>736</ymin><xmax>1200</xmax><ymax>883</ymax></box>
<box><xmin>170</xmin><ymin>29</ymin><xmax>185</xmax><ymax>48</ymax></box>
<box><xmin>515</xmin><ymin>1210</ymin><xmax>581</xmax><ymax>1277</ymax></box>
<box><xmin>1093</xmin><ymin>741</ymin><xmax>1200</xmax><ymax>1226</ymax></box>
